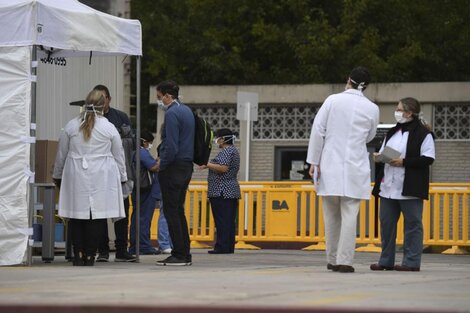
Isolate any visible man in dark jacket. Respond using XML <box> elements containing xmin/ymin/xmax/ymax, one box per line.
<box><xmin>94</xmin><ymin>84</ymin><xmax>136</xmax><ymax>262</ymax></box>
<box><xmin>155</xmin><ymin>80</ymin><xmax>195</xmax><ymax>266</ymax></box>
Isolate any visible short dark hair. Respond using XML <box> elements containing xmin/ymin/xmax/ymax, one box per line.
<box><xmin>156</xmin><ymin>80</ymin><xmax>179</xmax><ymax>98</ymax></box>
<box><xmin>141</xmin><ymin>129</ymin><xmax>155</xmax><ymax>142</ymax></box>
<box><xmin>349</xmin><ymin>66</ymin><xmax>371</xmax><ymax>91</ymax></box>
<box><xmin>140</xmin><ymin>129</ymin><xmax>155</xmax><ymax>147</ymax></box>
<box><xmin>93</xmin><ymin>84</ymin><xmax>110</xmax><ymax>98</ymax></box>
<box><xmin>215</xmin><ymin>128</ymin><xmax>235</xmax><ymax>145</ymax></box>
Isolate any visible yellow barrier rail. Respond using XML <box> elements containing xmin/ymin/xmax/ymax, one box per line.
<box><xmin>138</xmin><ymin>182</ymin><xmax>470</xmax><ymax>254</ymax></box>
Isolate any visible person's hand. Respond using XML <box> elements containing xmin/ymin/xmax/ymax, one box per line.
<box><xmin>198</xmin><ymin>164</ymin><xmax>208</xmax><ymax>170</ymax></box>
<box><xmin>309</xmin><ymin>164</ymin><xmax>321</xmax><ymax>182</ymax></box>
<box><xmin>373</xmin><ymin>152</ymin><xmax>381</xmax><ymax>163</ymax></box>
<box><xmin>389</xmin><ymin>158</ymin><xmax>403</xmax><ymax>167</ymax></box>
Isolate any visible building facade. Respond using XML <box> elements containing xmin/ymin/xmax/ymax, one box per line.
<box><xmin>150</xmin><ymin>82</ymin><xmax>470</xmax><ymax>183</ymax></box>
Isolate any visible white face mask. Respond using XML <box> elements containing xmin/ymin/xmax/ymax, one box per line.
<box><xmin>146</xmin><ymin>143</ymin><xmax>153</xmax><ymax>150</ymax></box>
<box><xmin>394</xmin><ymin>111</ymin><xmax>408</xmax><ymax>124</ymax></box>
<box><xmin>157</xmin><ymin>100</ymin><xmax>164</xmax><ymax>108</ymax></box>
<box><xmin>157</xmin><ymin>93</ymin><xmax>169</xmax><ymax>111</ymax></box>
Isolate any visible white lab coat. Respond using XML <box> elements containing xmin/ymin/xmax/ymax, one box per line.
<box><xmin>307</xmin><ymin>89</ymin><xmax>379</xmax><ymax>199</ymax></box>
<box><xmin>53</xmin><ymin>116</ymin><xmax>127</xmax><ymax>220</ymax></box>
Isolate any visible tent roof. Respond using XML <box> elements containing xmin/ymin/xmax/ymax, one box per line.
<box><xmin>0</xmin><ymin>0</ymin><xmax>142</xmax><ymax>56</ymax></box>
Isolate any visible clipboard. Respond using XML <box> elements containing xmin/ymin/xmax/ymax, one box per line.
<box><xmin>377</xmin><ymin>146</ymin><xmax>401</xmax><ymax>163</ymax></box>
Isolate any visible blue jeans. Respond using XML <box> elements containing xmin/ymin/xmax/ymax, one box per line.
<box><xmin>378</xmin><ymin>197</ymin><xmax>424</xmax><ymax>268</ymax></box>
<box><xmin>158</xmin><ymin>205</ymin><xmax>172</xmax><ymax>250</ymax></box>
<box><xmin>129</xmin><ymin>191</ymin><xmax>157</xmax><ymax>254</ymax></box>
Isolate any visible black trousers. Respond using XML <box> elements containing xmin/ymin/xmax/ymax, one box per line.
<box><xmin>70</xmin><ymin>217</ymin><xmax>105</xmax><ymax>257</ymax></box>
<box><xmin>158</xmin><ymin>161</ymin><xmax>193</xmax><ymax>260</ymax></box>
<box><xmin>209</xmin><ymin>197</ymin><xmax>238</xmax><ymax>253</ymax></box>
<box><xmin>98</xmin><ymin>197</ymin><xmax>130</xmax><ymax>254</ymax></box>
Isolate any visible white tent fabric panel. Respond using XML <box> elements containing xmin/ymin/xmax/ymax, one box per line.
<box><xmin>0</xmin><ymin>46</ymin><xmax>31</xmax><ymax>265</ymax></box>
<box><xmin>0</xmin><ymin>0</ymin><xmax>142</xmax><ymax>56</ymax></box>
<box><xmin>36</xmin><ymin>56</ymin><xmax>127</xmax><ymax>140</ymax></box>
<box><xmin>0</xmin><ymin>0</ymin><xmax>142</xmax><ymax>265</ymax></box>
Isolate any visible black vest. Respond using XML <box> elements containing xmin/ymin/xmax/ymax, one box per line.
<box><xmin>372</xmin><ymin>119</ymin><xmax>434</xmax><ymax>200</ymax></box>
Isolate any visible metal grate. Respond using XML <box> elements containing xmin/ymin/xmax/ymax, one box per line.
<box><xmin>433</xmin><ymin>104</ymin><xmax>470</xmax><ymax>140</ymax></box>
<box><xmin>193</xmin><ymin>105</ymin><xmax>240</xmax><ymax>134</ymax></box>
<box><xmin>252</xmin><ymin>104</ymin><xmax>320</xmax><ymax>140</ymax></box>
<box><xmin>193</xmin><ymin>104</ymin><xmax>320</xmax><ymax>140</ymax></box>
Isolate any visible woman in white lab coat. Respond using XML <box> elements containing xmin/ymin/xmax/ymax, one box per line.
<box><xmin>53</xmin><ymin>89</ymin><xmax>127</xmax><ymax>266</ymax></box>
<box><xmin>307</xmin><ymin>66</ymin><xmax>379</xmax><ymax>273</ymax></box>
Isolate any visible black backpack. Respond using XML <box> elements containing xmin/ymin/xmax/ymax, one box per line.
<box><xmin>193</xmin><ymin>111</ymin><xmax>213</xmax><ymax>166</ymax></box>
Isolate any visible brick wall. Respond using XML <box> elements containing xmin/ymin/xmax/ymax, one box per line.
<box><xmin>432</xmin><ymin>141</ymin><xmax>470</xmax><ymax>182</ymax></box>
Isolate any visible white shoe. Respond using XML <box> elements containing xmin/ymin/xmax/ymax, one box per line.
<box><xmin>161</xmin><ymin>248</ymin><xmax>172</xmax><ymax>254</ymax></box>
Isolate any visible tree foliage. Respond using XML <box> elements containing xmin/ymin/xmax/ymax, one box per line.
<box><xmin>131</xmin><ymin>0</ymin><xmax>470</xmax><ymax>128</ymax></box>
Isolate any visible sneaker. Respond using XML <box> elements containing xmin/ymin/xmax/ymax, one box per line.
<box><xmin>327</xmin><ymin>263</ymin><xmax>340</xmax><ymax>271</ymax></box>
<box><xmin>96</xmin><ymin>252</ymin><xmax>109</xmax><ymax>262</ymax></box>
<box><xmin>156</xmin><ymin>255</ymin><xmax>191</xmax><ymax>266</ymax></box>
<box><xmin>115</xmin><ymin>251</ymin><xmax>137</xmax><ymax>262</ymax></box>
<box><xmin>142</xmin><ymin>249</ymin><xmax>161</xmax><ymax>255</ymax></box>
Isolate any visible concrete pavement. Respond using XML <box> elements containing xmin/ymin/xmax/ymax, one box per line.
<box><xmin>0</xmin><ymin>249</ymin><xmax>469</xmax><ymax>312</ymax></box>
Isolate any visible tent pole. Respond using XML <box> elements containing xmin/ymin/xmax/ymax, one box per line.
<box><xmin>27</xmin><ymin>45</ymin><xmax>38</xmax><ymax>266</ymax></box>
<box><xmin>135</xmin><ymin>56</ymin><xmax>141</xmax><ymax>261</ymax></box>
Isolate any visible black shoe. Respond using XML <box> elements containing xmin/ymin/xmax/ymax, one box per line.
<box><xmin>115</xmin><ymin>251</ymin><xmax>137</xmax><ymax>262</ymax></box>
<box><xmin>142</xmin><ymin>249</ymin><xmax>162</xmax><ymax>255</ymax></box>
<box><xmin>156</xmin><ymin>255</ymin><xmax>191</xmax><ymax>266</ymax></box>
<box><xmin>84</xmin><ymin>255</ymin><xmax>95</xmax><ymax>266</ymax></box>
<box><xmin>72</xmin><ymin>254</ymin><xmax>85</xmax><ymax>266</ymax></box>
<box><xmin>394</xmin><ymin>264</ymin><xmax>420</xmax><ymax>272</ymax></box>
<box><xmin>72</xmin><ymin>251</ymin><xmax>85</xmax><ymax>266</ymax></box>
<box><xmin>327</xmin><ymin>263</ymin><xmax>340</xmax><ymax>271</ymax></box>
<box><xmin>338</xmin><ymin>265</ymin><xmax>355</xmax><ymax>273</ymax></box>
<box><xmin>370</xmin><ymin>263</ymin><xmax>394</xmax><ymax>271</ymax></box>
<box><xmin>96</xmin><ymin>252</ymin><xmax>109</xmax><ymax>262</ymax></box>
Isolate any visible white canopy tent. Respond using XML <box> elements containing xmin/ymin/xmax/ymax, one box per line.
<box><xmin>0</xmin><ymin>0</ymin><xmax>143</xmax><ymax>265</ymax></box>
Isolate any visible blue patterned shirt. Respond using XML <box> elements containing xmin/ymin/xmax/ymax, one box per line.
<box><xmin>207</xmin><ymin>145</ymin><xmax>241</xmax><ymax>199</ymax></box>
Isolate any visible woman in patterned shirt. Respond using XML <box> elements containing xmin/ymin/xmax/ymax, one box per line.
<box><xmin>200</xmin><ymin>128</ymin><xmax>241</xmax><ymax>254</ymax></box>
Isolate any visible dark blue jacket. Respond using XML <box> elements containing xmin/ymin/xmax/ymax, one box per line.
<box><xmin>159</xmin><ymin>100</ymin><xmax>195</xmax><ymax>170</ymax></box>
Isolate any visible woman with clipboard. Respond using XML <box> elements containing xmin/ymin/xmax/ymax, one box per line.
<box><xmin>371</xmin><ymin>97</ymin><xmax>435</xmax><ymax>272</ymax></box>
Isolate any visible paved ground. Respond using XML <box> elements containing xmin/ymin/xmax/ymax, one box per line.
<box><xmin>0</xmin><ymin>249</ymin><xmax>469</xmax><ymax>312</ymax></box>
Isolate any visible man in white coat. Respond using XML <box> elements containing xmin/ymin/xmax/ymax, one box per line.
<box><xmin>307</xmin><ymin>66</ymin><xmax>379</xmax><ymax>273</ymax></box>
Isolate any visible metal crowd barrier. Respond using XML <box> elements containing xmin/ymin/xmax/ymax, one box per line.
<box><xmin>142</xmin><ymin>182</ymin><xmax>470</xmax><ymax>254</ymax></box>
